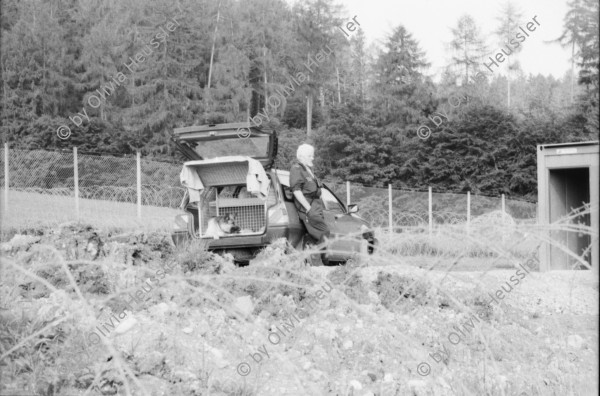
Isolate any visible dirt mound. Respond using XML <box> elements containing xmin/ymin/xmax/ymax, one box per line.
<box><xmin>0</xmin><ymin>228</ymin><xmax>597</xmax><ymax>396</ymax></box>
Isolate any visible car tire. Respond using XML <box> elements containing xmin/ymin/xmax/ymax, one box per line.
<box><xmin>301</xmin><ymin>234</ymin><xmax>323</xmax><ymax>266</ymax></box>
<box><xmin>171</xmin><ymin>232</ymin><xmax>190</xmax><ymax>247</ymax></box>
<box><xmin>367</xmin><ymin>238</ymin><xmax>377</xmax><ymax>254</ymax></box>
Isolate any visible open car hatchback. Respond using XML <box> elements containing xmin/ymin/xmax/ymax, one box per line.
<box><xmin>171</xmin><ymin>122</ymin><xmax>376</xmax><ymax>264</ymax></box>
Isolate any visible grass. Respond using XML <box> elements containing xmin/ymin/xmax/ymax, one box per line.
<box><xmin>0</xmin><ymin>189</ymin><xmax>180</xmax><ymax>239</ymax></box>
<box><xmin>0</xmin><ymin>195</ymin><xmax>597</xmax><ymax>395</ymax></box>
<box><xmin>371</xmin><ymin>220</ymin><xmax>540</xmax><ymax>271</ymax></box>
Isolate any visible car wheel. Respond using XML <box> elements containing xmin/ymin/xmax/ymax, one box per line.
<box><xmin>301</xmin><ymin>234</ymin><xmax>323</xmax><ymax>266</ymax></box>
<box><xmin>346</xmin><ymin>240</ymin><xmax>369</xmax><ymax>267</ymax></box>
<box><xmin>171</xmin><ymin>232</ymin><xmax>190</xmax><ymax>247</ymax></box>
<box><xmin>367</xmin><ymin>238</ymin><xmax>377</xmax><ymax>254</ymax></box>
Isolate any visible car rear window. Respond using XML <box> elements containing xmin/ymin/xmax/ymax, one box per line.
<box><xmin>282</xmin><ymin>185</ymin><xmax>294</xmax><ymax>202</ymax></box>
<box><xmin>191</xmin><ymin>136</ymin><xmax>270</xmax><ymax>159</ymax></box>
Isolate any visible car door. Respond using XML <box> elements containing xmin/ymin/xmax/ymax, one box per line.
<box><xmin>320</xmin><ymin>186</ymin><xmax>368</xmax><ymax>237</ymax></box>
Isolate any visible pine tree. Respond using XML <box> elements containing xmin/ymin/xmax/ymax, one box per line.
<box><xmin>0</xmin><ymin>0</ymin><xmax>84</xmax><ymax>147</ymax></box>
<box><xmin>233</xmin><ymin>0</ymin><xmax>297</xmax><ymax>123</ymax></box>
<box><xmin>371</xmin><ymin>25</ymin><xmax>433</xmax><ymax>126</ymax></box>
<box><xmin>566</xmin><ymin>0</ymin><xmax>599</xmax><ymax>135</ymax></box>
<box><xmin>494</xmin><ymin>2</ymin><xmax>524</xmax><ymax>109</ymax></box>
<box><xmin>291</xmin><ymin>0</ymin><xmax>341</xmax><ymax>136</ymax></box>
<box><xmin>449</xmin><ymin>15</ymin><xmax>487</xmax><ymax>84</ymax></box>
<box><xmin>341</xmin><ymin>29</ymin><xmax>368</xmax><ymax>106</ymax></box>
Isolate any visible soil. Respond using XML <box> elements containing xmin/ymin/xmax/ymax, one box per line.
<box><xmin>0</xmin><ymin>224</ymin><xmax>597</xmax><ymax>396</ymax></box>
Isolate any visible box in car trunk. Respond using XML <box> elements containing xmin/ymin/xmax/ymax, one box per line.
<box><xmin>182</xmin><ymin>158</ymin><xmax>269</xmax><ymax>238</ymax></box>
<box><xmin>204</xmin><ymin>194</ymin><xmax>266</xmax><ymax>235</ymax></box>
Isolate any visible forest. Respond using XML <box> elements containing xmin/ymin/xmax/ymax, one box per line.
<box><xmin>1</xmin><ymin>0</ymin><xmax>598</xmax><ymax>200</ymax></box>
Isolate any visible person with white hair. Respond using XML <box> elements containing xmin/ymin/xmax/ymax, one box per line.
<box><xmin>289</xmin><ymin>143</ymin><xmax>330</xmax><ymax>265</ymax></box>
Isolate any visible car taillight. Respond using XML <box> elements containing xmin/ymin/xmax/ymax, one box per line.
<box><xmin>268</xmin><ymin>203</ymin><xmax>289</xmax><ymax>225</ymax></box>
<box><xmin>173</xmin><ymin>213</ymin><xmax>191</xmax><ymax>231</ymax></box>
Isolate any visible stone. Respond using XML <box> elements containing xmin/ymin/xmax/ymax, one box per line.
<box><xmin>234</xmin><ymin>295</ymin><xmax>254</xmax><ymax>317</ymax></box>
<box><xmin>309</xmin><ymin>369</ymin><xmax>325</xmax><ymax>380</ymax></box>
<box><xmin>209</xmin><ymin>347</ymin><xmax>229</xmax><ymax>368</ymax></box>
<box><xmin>150</xmin><ymin>302</ymin><xmax>170</xmax><ymax>316</ymax></box>
<box><xmin>567</xmin><ymin>334</ymin><xmax>584</xmax><ymax>349</ymax></box>
<box><xmin>367</xmin><ymin>291</ymin><xmax>380</xmax><ymax>305</ymax></box>
<box><xmin>7</xmin><ymin>234</ymin><xmax>41</xmax><ymax>253</ymax></box>
<box><xmin>349</xmin><ymin>380</ymin><xmax>362</xmax><ymax>390</ymax></box>
<box><xmin>408</xmin><ymin>379</ymin><xmax>427</xmax><ymax>393</ymax></box>
<box><xmin>138</xmin><ymin>351</ymin><xmax>166</xmax><ymax>374</ymax></box>
<box><xmin>114</xmin><ymin>316</ymin><xmax>138</xmax><ymax>334</ymax></box>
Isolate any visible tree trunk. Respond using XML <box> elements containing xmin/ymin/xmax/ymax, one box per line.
<box><xmin>570</xmin><ymin>40</ymin><xmax>575</xmax><ymax>104</ymax></box>
<box><xmin>319</xmin><ymin>86</ymin><xmax>324</xmax><ymax>108</ymax></box>
<box><xmin>464</xmin><ymin>37</ymin><xmax>469</xmax><ymax>83</ymax></box>
<box><xmin>205</xmin><ymin>0</ymin><xmax>221</xmax><ymax>108</ymax></box>
<box><xmin>306</xmin><ymin>95</ymin><xmax>312</xmax><ymax>136</ymax></box>
<box><xmin>42</xmin><ymin>36</ymin><xmax>46</xmax><ymax>114</ymax></box>
<box><xmin>507</xmin><ymin>53</ymin><xmax>511</xmax><ymax>108</ymax></box>
<box><xmin>507</xmin><ymin>75</ymin><xmax>511</xmax><ymax>108</ymax></box>
<box><xmin>164</xmin><ymin>36</ymin><xmax>169</xmax><ymax>102</ymax></box>
<box><xmin>306</xmin><ymin>57</ymin><xmax>313</xmax><ymax>136</ymax></box>
<box><xmin>336</xmin><ymin>67</ymin><xmax>341</xmax><ymax>103</ymax></box>
<box><xmin>263</xmin><ymin>46</ymin><xmax>268</xmax><ymax>113</ymax></box>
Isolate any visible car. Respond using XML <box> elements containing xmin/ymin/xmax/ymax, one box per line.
<box><xmin>170</xmin><ymin>122</ymin><xmax>376</xmax><ymax>265</ymax></box>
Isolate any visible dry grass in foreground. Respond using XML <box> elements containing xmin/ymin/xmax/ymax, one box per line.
<box><xmin>0</xmin><ymin>207</ymin><xmax>597</xmax><ymax>395</ymax></box>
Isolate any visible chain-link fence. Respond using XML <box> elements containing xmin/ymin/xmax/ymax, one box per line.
<box><xmin>0</xmin><ymin>147</ymin><xmax>185</xmax><ymax>233</ymax></box>
<box><xmin>0</xmin><ymin>146</ymin><xmax>537</xmax><ymax>234</ymax></box>
<box><xmin>327</xmin><ymin>182</ymin><xmax>537</xmax><ymax>230</ymax></box>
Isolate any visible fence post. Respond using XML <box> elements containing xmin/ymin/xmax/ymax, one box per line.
<box><xmin>388</xmin><ymin>184</ymin><xmax>392</xmax><ymax>234</ymax></box>
<box><xmin>74</xmin><ymin>147</ymin><xmax>79</xmax><ymax>220</ymax></box>
<box><xmin>3</xmin><ymin>143</ymin><xmax>8</xmax><ymax>213</ymax></box>
<box><xmin>136</xmin><ymin>152</ymin><xmax>142</xmax><ymax>220</ymax></box>
<box><xmin>346</xmin><ymin>181</ymin><xmax>350</xmax><ymax>207</ymax></box>
<box><xmin>428</xmin><ymin>186</ymin><xmax>432</xmax><ymax>237</ymax></box>
<box><xmin>467</xmin><ymin>191</ymin><xmax>471</xmax><ymax>234</ymax></box>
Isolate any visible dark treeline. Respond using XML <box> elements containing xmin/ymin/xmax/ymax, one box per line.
<box><xmin>1</xmin><ymin>0</ymin><xmax>598</xmax><ymax>199</ymax></box>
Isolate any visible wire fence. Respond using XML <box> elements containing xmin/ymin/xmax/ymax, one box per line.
<box><xmin>328</xmin><ymin>182</ymin><xmax>536</xmax><ymax>229</ymax></box>
<box><xmin>0</xmin><ymin>146</ymin><xmax>537</xmax><ymax>234</ymax></box>
<box><xmin>0</xmin><ymin>147</ymin><xmax>184</xmax><ymax>232</ymax></box>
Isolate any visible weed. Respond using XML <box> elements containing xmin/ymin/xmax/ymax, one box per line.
<box><xmin>175</xmin><ymin>239</ymin><xmax>215</xmax><ymax>273</ymax></box>
<box><xmin>374</xmin><ymin>272</ymin><xmax>432</xmax><ymax>309</ymax></box>
<box><xmin>327</xmin><ymin>265</ymin><xmax>370</xmax><ymax>304</ymax></box>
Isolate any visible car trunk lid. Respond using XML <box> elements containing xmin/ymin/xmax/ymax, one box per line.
<box><xmin>172</xmin><ymin>122</ymin><xmax>277</xmax><ymax>170</ymax></box>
